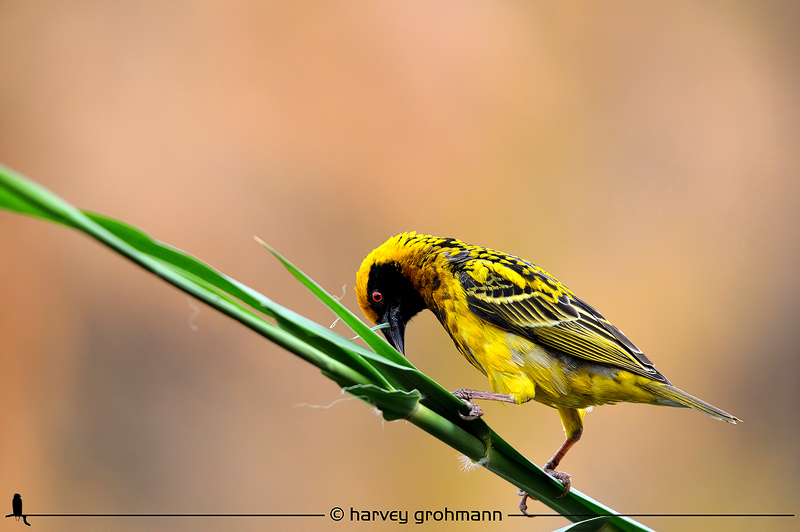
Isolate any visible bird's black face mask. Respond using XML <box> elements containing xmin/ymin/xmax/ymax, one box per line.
<box><xmin>367</xmin><ymin>262</ymin><xmax>425</xmax><ymax>355</ymax></box>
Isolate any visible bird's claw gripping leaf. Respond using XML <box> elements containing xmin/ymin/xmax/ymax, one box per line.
<box><xmin>517</xmin><ymin>473</ymin><xmax>569</xmax><ymax>519</ymax></box>
<box><xmin>457</xmin><ymin>399</ymin><xmax>484</xmax><ymax>420</ymax></box>
<box><xmin>518</xmin><ymin>488</ymin><xmax>534</xmax><ymax>517</ymax></box>
<box><xmin>545</xmin><ymin>469</ymin><xmax>572</xmax><ymax>498</ymax></box>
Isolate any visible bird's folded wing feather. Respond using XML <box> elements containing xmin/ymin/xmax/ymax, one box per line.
<box><xmin>459</xmin><ymin>260</ymin><xmax>664</xmax><ymax>380</ymax></box>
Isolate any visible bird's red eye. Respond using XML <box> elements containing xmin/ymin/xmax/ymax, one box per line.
<box><xmin>371</xmin><ymin>290</ymin><xmax>383</xmax><ymax>303</ymax></box>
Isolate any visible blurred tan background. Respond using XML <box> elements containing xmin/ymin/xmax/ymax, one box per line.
<box><xmin>1</xmin><ymin>1</ymin><xmax>798</xmax><ymax>531</ymax></box>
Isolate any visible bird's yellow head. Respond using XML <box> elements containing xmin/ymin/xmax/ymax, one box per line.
<box><xmin>356</xmin><ymin>232</ymin><xmax>455</xmax><ymax>352</ymax></box>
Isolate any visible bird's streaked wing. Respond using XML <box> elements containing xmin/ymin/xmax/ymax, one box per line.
<box><xmin>459</xmin><ymin>259</ymin><xmax>665</xmax><ymax>381</ymax></box>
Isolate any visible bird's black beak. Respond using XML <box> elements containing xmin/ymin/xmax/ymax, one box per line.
<box><xmin>379</xmin><ymin>305</ymin><xmax>406</xmax><ymax>354</ymax></box>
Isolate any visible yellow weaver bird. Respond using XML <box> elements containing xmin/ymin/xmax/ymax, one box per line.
<box><xmin>356</xmin><ymin>232</ymin><xmax>740</xmax><ymax>511</ymax></box>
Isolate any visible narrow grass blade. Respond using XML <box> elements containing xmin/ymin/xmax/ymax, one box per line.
<box><xmin>257</xmin><ymin>238</ymin><xmax>412</xmax><ymax>367</ymax></box>
<box><xmin>553</xmin><ymin>516</ymin><xmax>612</xmax><ymax>531</ymax></box>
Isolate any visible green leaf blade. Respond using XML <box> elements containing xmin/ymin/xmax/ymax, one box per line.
<box><xmin>0</xmin><ymin>164</ymin><xmax>655</xmax><ymax>532</ymax></box>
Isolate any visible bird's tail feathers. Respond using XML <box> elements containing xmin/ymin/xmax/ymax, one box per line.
<box><xmin>643</xmin><ymin>381</ymin><xmax>741</xmax><ymax>424</ymax></box>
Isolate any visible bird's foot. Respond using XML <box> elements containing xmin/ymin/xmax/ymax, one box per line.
<box><xmin>543</xmin><ymin>464</ymin><xmax>572</xmax><ymax>498</ymax></box>
<box><xmin>452</xmin><ymin>389</ymin><xmax>484</xmax><ymax>420</ymax></box>
<box><xmin>517</xmin><ymin>479</ymin><xmax>568</xmax><ymax>517</ymax></box>
<box><xmin>518</xmin><ymin>488</ymin><xmax>536</xmax><ymax>517</ymax></box>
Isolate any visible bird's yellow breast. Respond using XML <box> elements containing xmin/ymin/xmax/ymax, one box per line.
<box><xmin>425</xmin><ymin>269</ymin><xmax>547</xmax><ymax>404</ymax></box>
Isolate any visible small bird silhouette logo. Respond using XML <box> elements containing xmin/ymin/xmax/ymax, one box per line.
<box><xmin>4</xmin><ymin>493</ymin><xmax>31</xmax><ymax>526</ymax></box>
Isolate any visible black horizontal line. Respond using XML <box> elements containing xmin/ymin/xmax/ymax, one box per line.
<box><xmin>23</xmin><ymin>514</ymin><xmax>325</xmax><ymax>518</ymax></box>
<box><xmin>16</xmin><ymin>513</ymin><xmax>794</xmax><ymax>519</ymax></box>
<box><xmin>508</xmin><ymin>514</ymin><xmax>795</xmax><ymax>518</ymax></box>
